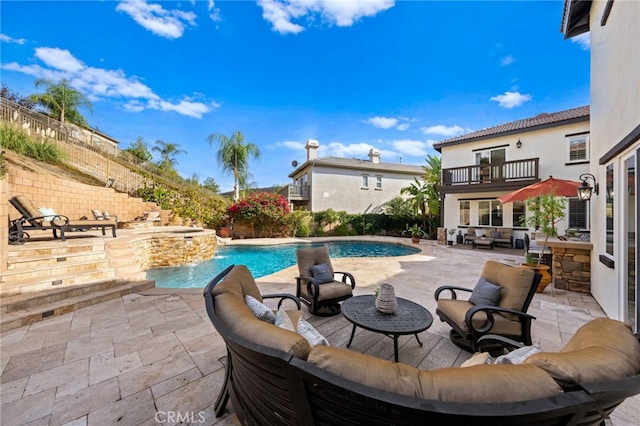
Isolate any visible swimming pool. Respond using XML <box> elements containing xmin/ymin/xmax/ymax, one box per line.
<box><xmin>147</xmin><ymin>240</ymin><xmax>420</xmax><ymax>289</ymax></box>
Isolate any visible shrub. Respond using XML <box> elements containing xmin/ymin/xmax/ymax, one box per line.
<box><xmin>0</xmin><ymin>124</ymin><xmax>65</xmax><ymax>165</ymax></box>
<box><xmin>228</xmin><ymin>192</ymin><xmax>291</xmax><ymax>237</ymax></box>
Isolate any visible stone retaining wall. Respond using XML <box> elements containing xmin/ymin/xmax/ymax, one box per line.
<box><xmin>552</xmin><ymin>246</ymin><xmax>591</xmax><ymax>293</ymax></box>
<box><xmin>130</xmin><ymin>232</ymin><xmax>217</xmax><ymax>269</ymax></box>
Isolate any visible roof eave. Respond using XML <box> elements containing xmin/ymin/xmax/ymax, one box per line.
<box><xmin>561</xmin><ymin>0</ymin><xmax>592</xmax><ymax>39</ymax></box>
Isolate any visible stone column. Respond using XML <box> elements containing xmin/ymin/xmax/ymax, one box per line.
<box><xmin>437</xmin><ymin>227</ymin><xmax>447</xmax><ymax>245</ymax></box>
<box><xmin>552</xmin><ymin>246</ymin><xmax>591</xmax><ymax>293</ymax></box>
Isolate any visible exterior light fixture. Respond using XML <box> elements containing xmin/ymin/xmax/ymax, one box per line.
<box><xmin>577</xmin><ymin>173</ymin><xmax>599</xmax><ymax>200</ymax></box>
<box><xmin>516</xmin><ymin>139</ymin><xmax>522</xmax><ymax>149</ymax></box>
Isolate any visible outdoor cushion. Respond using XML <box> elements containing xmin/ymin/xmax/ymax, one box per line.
<box><xmin>310</xmin><ymin>263</ymin><xmax>334</xmax><ymax>284</ymax></box>
<box><xmin>525</xmin><ymin>318</ymin><xmax>640</xmax><ymax>386</ymax></box>
<box><xmin>297</xmin><ymin>318</ymin><xmax>329</xmax><ymax>347</ymax></box>
<box><xmin>468</xmin><ymin>278</ymin><xmax>501</xmax><ymax>306</ymax></box>
<box><xmin>495</xmin><ymin>343</ymin><xmax>541</xmax><ymax>364</ymax></box>
<box><xmin>436</xmin><ymin>299</ymin><xmax>522</xmax><ymax>335</ymax></box>
<box><xmin>92</xmin><ymin>209</ymin><xmax>104</xmax><ymax>220</ymax></box>
<box><xmin>14</xmin><ymin>195</ymin><xmax>44</xmax><ymax>226</ymax></box>
<box><xmin>460</xmin><ymin>352</ymin><xmax>492</xmax><ymax>368</ymax></box>
<box><xmin>275</xmin><ymin>306</ymin><xmax>296</xmax><ymax>331</ymax></box>
<box><xmin>211</xmin><ymin>265</ymin><xmax>263</xmax><ymax>302</ymax></box>
<box><xmin>38</xmin><ymin>207</ymin><xmax>57</xmax><ymax>221</ymax></box>
<box><xmin>481</xmin><ymin>261</ymin><xmax>535</xmax><ymax>320</ymax></box>
<box><xmin>475</xmin><ymin>229</ymin><xmax>484</xmax><ymax>237</ymax></box>
<box><xmin>491</xmin><ymin>231</ymin><xmax>501</xmax><ymax>239</ymax></box>
<box><xmin>246</xmin><ymin>295</ymin><xmax>276</xmax><ymax>323</ymax></box>
<box><xmin>299</xmin><ymin>281</ymin><xmax>353</xmax><ymax>302</ymax></box>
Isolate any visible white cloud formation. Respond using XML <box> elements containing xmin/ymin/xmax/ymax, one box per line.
<box><xmin>571</xmin><ymin>33</ymin><xmax>590</xmax><ymax>50</ymax></box>
<box><xmin>208</xmin><ymin>0</ymin><xmax>221</xmax><ymax>22</ymax></box>
<box><xmin>116</xmin><ymin>0</ymin><xmax>196</xmax><ymax>39</ymax></box>
<box><xmin>366</xmin><ymin>116</ymin><xmax>397</xmax><ymax>129</ymax></box>
<box><xmin>396</xmin><ymin>123</ymin><xmax>409</xmax><ymax>131</ymax></box>
<box><xmin>0</xmin><ymin>34</ymin><xmax>26</xmax><ymax>44</ymax></box>
<box><xmin>500</xmin><ymin>55</ymin><xmax>515</xmax><ymax>66</ymax></box>
<box><xmin>1</xmin><ymin>47</ymin><xmax>215</xmax><ymax>119</ymax></box>
<box><xmin>490</xmin><ymin>91</ymin><xmax>532</xmax><ymax>108</ymax></box>
<box><xmin>419</xmin><ymin>124</ymin><xmax>470</xmax><ymax>137</ymax></box>
<box><xmin>391</xmin><ymin>139</ymin><xmax>428</xmax><ymax>157</ymax></box>
<box><xmin>257</xmin><ymin>0</ymin><xmax>394</xmax><ymax>34</ymax></box>
<box><xmin>276</xmin><ymin>140</ymin><xmax>306</xmax><ymax>151</ymax></box>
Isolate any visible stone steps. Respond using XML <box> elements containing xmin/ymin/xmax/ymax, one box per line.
<box><xmin>0</xmin><ymin>279</ymin><xmax>155</xmax><ymax>331</ymax></box>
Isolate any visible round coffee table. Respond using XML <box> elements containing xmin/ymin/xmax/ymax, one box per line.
<box><xmin>341</xmin><ymin>295</ymin><xmax>433</xmax><ymax>362</ymax></box>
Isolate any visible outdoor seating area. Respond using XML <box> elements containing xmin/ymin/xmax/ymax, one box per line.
<box><xmin>464</xmin><ymin>227</ymin><xmax>513</xmax><ymax>249</ymax></box>
<box><xmin>1</xmin><ymin>237</ymin><xmax>639</xmax><ymax>425</ymax></box>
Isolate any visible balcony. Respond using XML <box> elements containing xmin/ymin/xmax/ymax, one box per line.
<box><xmin>441</xmin><ymin>158</ymin><xmax>539</xmax><ymax>194</ymax></box>
<box><xmin>287</xmin><ymin>184</ymin><xmax>310</xmax><ymax>201</ymax></box>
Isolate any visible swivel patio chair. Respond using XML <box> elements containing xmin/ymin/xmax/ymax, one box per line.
<box><xmin>434</xmin><ymin>260</ymin><xmax>541</xmax><ymax>353</ymax></box>
<box><xmin>295</xmin><ymin>245</ymin><xmax>356</xmax><ymax>316</ymax></box>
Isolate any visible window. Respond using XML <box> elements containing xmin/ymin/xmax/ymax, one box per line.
<box><xmin>361</xmin><ymin>174</ymin><xmax>369</xmax><ymax>189</ymax></box>
<box><xmin>568</xmin><ymin>198</ymin><xmax>588</xmax><ymax>230</ymax></box>
<box><xmin>513</xmin><ymin>201</ymin><xmax>526</xmax><ymax>227</ymax></box>
<box><xmin>474</xmin><ymin>148</ymin><xmax>506</xmax><ymax>182</ymax></box>
<box><xmin>375</xmin><ymin>175</ymin><xmax>382</xmax><ymax>190</ymax></box>
<box><xmin>606</xmin><ymin>163</ymin><xmax>614</xmax><ymax>256</ymax></box>
<box><xmin>568</xmin><ymin>135</ymin><xmax>589</xmax><ymax>162</ymax></box>
<box><xmin>460</xmin><ymin>201</ymin><xmax>470</xmax><ymax>226</ymax></box>
<box><xmin>478</xmin><ymin>200</ymin><xmax>503</xmax><ymax>226</ymax></box>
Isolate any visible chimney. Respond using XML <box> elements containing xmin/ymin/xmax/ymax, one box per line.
<box><xmin>368</xmin><ymin>148</ymin><xmax>381</xmax><ymax>164</ymax></box>
<box><xmin>306</xmin><ymin>139</ymin><xmax>319</xmax><ymax>161</ymax></box>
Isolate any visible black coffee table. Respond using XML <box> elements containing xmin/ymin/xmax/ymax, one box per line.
<box><xmin>341</xmin><ymin>295</ymin><xmax>433</xmax><ymax>362</ymax></box>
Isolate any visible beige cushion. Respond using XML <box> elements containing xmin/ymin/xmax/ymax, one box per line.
<box><xmin>308</xmin><ymin>346</ymin><xmax>562</xmax><ymax>403</ymax></box>
<box><xmin>296</xmin><ymin>246</ymin><xmax>334</xmax><ymax>278</ymax></box>
<box><xmin>298</xmin><ymin>280</ymin><xmax>353</xmax><ymax>301</ymax></box>
<box><xmin>460</xmin><ymin>352</ymin><xmax>491</xmax><ymax>368</ymax></box>
<box><xmin>210</xmin><ymin>265</ymin><xmax>263</xmax><ymax>302</ymax></box>
<box><xmin>215</xmin><ymin>292</ymin><xmax>311</xmax><ymax>360</ymax></box>
<box><xmin>525</xmin><ymin>318</ymin><xmax>640</xmax><ymax>387</ymax></box>
<box><xmin>436</xmin><ymin>299</ymin><xmax>522</xmax><ymax>335</ymax></box>
<box><xmin>13</xmin><ymin>195</ymin><xmax>44</xmax><ymax>226</ymax></box>
<box><xmin>481</xmin><ymin>261</ymin><xmax>535</xmax><ymax>320</ymax></box>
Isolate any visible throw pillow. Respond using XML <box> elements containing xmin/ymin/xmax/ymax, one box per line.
<box><xmin>310</xmin><ymin>263</ymin><xmax>334</xmax><ymax>284</ymax></box>
<box><xmin>475</xmin><ymin>229</ymin><xmax>484</xmax><ymax>237</ymax></box>
<box><xmin>491</xmin><ymin>231</ymin><xmax>501</xmax><ymax>239</ymax></box>
<box><xmin>460</xmin><ymin>352</ymin><xmax>492</xmax><ymax>368</ymax></box>
<box><xmin>297</xmin><ymin>318</ymin><xmax>329</xmax><ymax>348</ymax></box>
<box><xmin>274</xmin><ymin>306</ymin><xmax>296</xmax><ymax>331</ymax></box>
<box><xmin>469</xmin><ymin>278</ymin><xmax>502</xmax><ymax>306</ymax></box>
<box><xmin>495</xmin><ymin>343</ymin><xmax>542</xmax><ymax>365</ymax></box>
<box><xmin>38</xmin><ymin>207</ymin><xmax>57</xmax><ymax>221</ymax></box>
<box><xmin>245</xmin><ymin>295</ymin><xmax>276</xmax><ymax>324</ymax></box>
<box><xmin>103</xmin><ymin>211</ymin><xmax>111</xmax><ymax>220</ymax></box>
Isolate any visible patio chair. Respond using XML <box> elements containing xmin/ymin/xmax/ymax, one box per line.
<box><xmin>9</xmin><ymin>195</ymin><xmax>117</xmax><ymax>242</ymax></box>
<box><xmin>524</xmin><ymin>233</ymin><xmax>552</xmax><ymax>270</ymax></box>
<box><xmin>295</xmin><ymin>245</ymin><xmax>356</xmax><ymax>316</ymax></box>
<box><xmin>434</xmin><ymin>260</ymin><xmax>541</xmax><ymax>353</ymax></box>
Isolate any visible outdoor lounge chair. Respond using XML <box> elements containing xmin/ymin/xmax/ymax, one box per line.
<box><xmin>9</xmin><ymin>195</ymin><xmax>117</xmax><ymax>242</ymax></box>
<box><xmin>295</xmin><ymin>245</ymin><xmax>356</xmax><ymax>316</ymax></box>
<box><xmin>434</xmin><ymin>260</ymin><xmax>541</xmax><ymax>353</ymax></box>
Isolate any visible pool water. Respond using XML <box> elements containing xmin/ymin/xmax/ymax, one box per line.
<box><xmin>147</xmin><ymin>241</ymin><xmax>420</xmax><ymax>289</ymax></box>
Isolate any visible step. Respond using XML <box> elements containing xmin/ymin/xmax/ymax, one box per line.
<box><xmin>1</xmin><ymin>259</ymin><xmax>112</xmax><ymax>284</ymax></box>
<box><xmin>0</xmin><ymin>280</ymin><xmax>155</xmax><ymax>332</ymax></box>
<box><xmin>6</xmin><ymin>251</ymin><xmax>107</xmax><ymax>271</ymax></box>
<box><xmin>6</xmin><ymin>241</ymin><xmax>106</xmax><ymax>259</ymax></box>
<box><xmin>0</xmin><ymin>268</ymin><xmax>117</xmax><ymax>297</ymax></box>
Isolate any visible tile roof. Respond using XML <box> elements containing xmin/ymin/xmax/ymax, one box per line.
<box><xmin>433</xmin><ymin>105</ymin><xmax>590</xmax><ymax>151</ymax></box>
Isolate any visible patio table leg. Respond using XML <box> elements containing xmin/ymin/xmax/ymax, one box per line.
<box><xmin>346</xmin><ymin>324</ymin><xmax>357</xmax><ymax>347</ymax></box>
<box><xmin>414</xmin><ymin>333</ymin><xmax>423</xmax><ymax>346</ymax></box>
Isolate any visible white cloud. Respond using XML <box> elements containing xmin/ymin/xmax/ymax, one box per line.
<box><xmin>396</xmin><ymin>123</ymin><xmax>409</xmax><ymax>131</ymax></box>
<box><xmin>322</xmin><ymin>142</ymin><xmax>374</xmax><ymax>158</ymax></box>
<box><xmin>490</xmin><ymin>91</ymin><xmax>532</xmax><ymax>108</ymax></box>
<box><xmin>116</xmin><ymin>0</ymin><xmax>196</xmax><ymax>39</ymax></box>
<box><xmin>391</xmin><ymin>139</ymin><xmax>428</xmax><ymax>157</ymax></box>
<box><xmin>208</xmin><ymin>0</ymin><xmax>221</xmax><ymax>22</ymax></box>
<box><xmin>366</xmin><ymin>116</ymin><xmax>398</xmax><ymax>129</ymax></box>
<box><xmin>419</xmin><ymin>124</ymin><xmax>470</xmax><ymax>137</ymax></box>
<box><xmin>276</xmin><ymin>140</ymin><xmax>306</xmax><ymax>151</ymax></box>
<box><xmin>500</xmin><ymin>55</ymin><xmax>515</xmax><ymax>66</ymax></box>
<box><xmin>0</xmin><ymin>34</ymin><xmax>26</xmax><ymax>44</ymax></box>
<box><xmin>257</xmin><ymin>0</ymin><xmax>394</xmax><ymax>35</ymax></box>
<box><xmin>571</xmin><ymin>33</ymin><xmax>590</xmax><ymax>50</ymax></box>
<box><xmin>1</xmin><ymin>47</ymin><xmax>216</xmax><ymax>119</ymax></box>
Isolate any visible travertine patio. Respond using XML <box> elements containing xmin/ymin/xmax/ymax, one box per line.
<box><xmin>1</xmin><ymin>236</ymin><xmax>638</xmax><ymax>425</ymax></box>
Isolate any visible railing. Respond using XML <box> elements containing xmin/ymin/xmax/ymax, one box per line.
<box><xmin>442</xmin><ymin>158</ymin><xmax>539</xmax><ymax>187</ymax></box>
<box><xmin>288</xmin><ymin>184</ymin><xmax>310</xmax><ymax>200</ymax></box>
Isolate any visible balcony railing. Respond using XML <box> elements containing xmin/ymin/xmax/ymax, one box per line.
<box><xmin>442</xmin><ymin>158</ymin><xmax>539</xmax><ymax>193</ymax></box>
<box><xmin>288</xmin><ymin>184</ymin><xmax>310</xmax><ymax>200</ymax></box>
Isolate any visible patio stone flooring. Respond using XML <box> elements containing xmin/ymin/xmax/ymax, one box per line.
<box><xmin>1</xmin><ymin>236</ymin><xmax>638</xmax><ymax>425</ymax></box>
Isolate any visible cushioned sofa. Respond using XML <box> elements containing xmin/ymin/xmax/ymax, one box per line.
<box><xmin>204</xmin><ymin>264</ymin><xmax>640</xmax><ymax>425</ymax></box>
<box><xmin>464</xmin><ymin>227</ymin><xmax>513</xmax><ymax>248</ymax></box>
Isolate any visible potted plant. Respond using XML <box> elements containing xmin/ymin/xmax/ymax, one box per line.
<box><xmin>403</xmin><ymin>224</ymin><xmax>425</xmax><ymax>243</ymax></box>
<box><xmin>447</xmin><ymin>228</ymin><xmax>456</xmax><ymax>245</ymax></box>
<box><xmin>520</xmin><ymin>193</ymin><xmax>567</xmax><ymax>292</ymax></box>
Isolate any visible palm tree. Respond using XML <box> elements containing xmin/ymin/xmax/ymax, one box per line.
<box><xmin>401</xmin><ymin>154</ymin><xmax>442</xmax><ymax>237</ymax></box>
<box><xmin>206</xmin><ymin>130</ymin><xmax>260</xmax><ymax>201</ymax></box>
<box><xmin>29</xmin><ymin>78</ymin><xmax>93</xmax><ymax>126</ymax></box>
<box><xmin>152</xmin><ymin>140</ymin><xmax>186</xmax><ymax>172</ymax></box>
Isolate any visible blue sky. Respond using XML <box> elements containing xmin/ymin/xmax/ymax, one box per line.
<box><xmin>0</xmin><ymin>0</ymin><xmax>590</xmax><ymax>193</ymax></box>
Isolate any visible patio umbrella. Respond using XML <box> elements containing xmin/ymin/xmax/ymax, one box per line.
<box><xmin>497</xmin><ymin>176</ymin><xmax>582</xmax><ymax>203</ymax></box>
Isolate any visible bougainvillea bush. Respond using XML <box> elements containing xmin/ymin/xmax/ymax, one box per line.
<box><xmin>228</xmin><ymin>192</ymin><xmax>291</xmax><ymax>237</ymax></box>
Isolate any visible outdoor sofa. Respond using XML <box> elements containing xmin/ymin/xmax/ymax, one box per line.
<box><xmin>464</xmin><ymin>227</ymin><xmax>513</xmax><ymax>248</ymax></box>
<box><xmin>203</xmin><ymin>264</ymin><xmax>640</xmax><ymax>425</ymax></box>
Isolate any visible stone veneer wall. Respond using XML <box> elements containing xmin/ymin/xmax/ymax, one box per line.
<box><xmin>1</xmin><ymin>179</ymin><xmax>8</xmax><ymax>273</ymax></box>
<box><xmin>552</xmin><ymin>246</ymin><xmax>591</xmax><ymax>293</ymax></box>
<box><xmin>130</xmin><ymin>232</ymin><xmax>217</xmax><ymax>269</ymax></box>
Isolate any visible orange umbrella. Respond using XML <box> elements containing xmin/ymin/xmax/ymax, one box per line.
<box><xmin>497</xmin><ymin>176</ymin><xmax>582</xmax><ymax>203</ymax></box>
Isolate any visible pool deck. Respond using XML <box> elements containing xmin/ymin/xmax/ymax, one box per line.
<box><xmin>1</xmin><ymin>236</ymin><xmax>638</xmax><ymax>425</ymax></box>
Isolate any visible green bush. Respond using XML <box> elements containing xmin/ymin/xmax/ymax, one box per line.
<box><xmin>0</xmin><ymin>124</ymin><xmax>65</xmax><ymax>165</ymax></box>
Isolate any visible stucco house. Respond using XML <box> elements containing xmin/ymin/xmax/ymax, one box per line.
<box><xmin>562</xmin><ymin>0</ymin><xmax>640</xmax><ymax>331</ymax></box>
<box><xmin>286</xmin><ymin>140</ymin><xmax>424</xmax><ymax>213</ymax></box>
<box><xmin>434</xmin><ymin>106</ymin><xmax>591</xmax><ymax>245</ymax></box>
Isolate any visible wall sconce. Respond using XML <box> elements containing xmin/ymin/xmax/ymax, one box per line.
<box><xmin>577</xmin><ymin>173</ymin><xmax>599</xmax><ymax>200</ymax></box>
<box><xmin>516</xmin><ymin>139</ymin><xmax>522</xmax><ymax>149</ymax></box>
